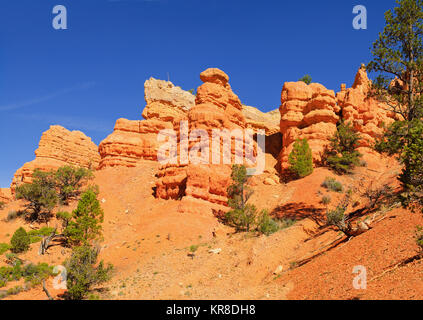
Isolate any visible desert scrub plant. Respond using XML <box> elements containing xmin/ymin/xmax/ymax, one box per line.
<box><xmin>54</xmin><ymin>166</ymin><xmax>93</xmax><ymax>204</ymax></box>
<box><xmin>225</xmin><ymin>165</ymin><xmax>256</xmax><ymax>232</ymax></box>
<box><xmin>416</xmin><ymin>226</ymin><xmax>423</xmax><ymax>250</ymax></box>
<box><xmin>257</xmin><ymin>210</ymin><xmax>279</xmax><ymax>236</ymax></box>
<box><xmin>0</xmin><ymin>201</ymin><xmax>5</xmax><ymax>210</ymax></box>
<box><xmin>323</xmin><ymin>122</ymin><xmax>362</xmax><ymax>174</ymax></box>
<box><xmin>10</xmin><ymin>227</ymin><xmax>30</xmax><ymax>253</ymax></box>
<box><xmin>288</xmin><ymin>138</ymin><xmax>313</xmax><ymax>179</ymax></box>
<box><xmin>362</xmin><ymin>183</ymin><xmax>394</xmax><ymax>211</ymax></box>
<box><xmin>279</xmin><ymin>218</ymin><xmax>296</xmax><ymax>230</ymax></box>
<box><xmin>0</xmin><ymin>261</ymin><xmax>54</xmax><ymax>289</ymax></box>
<box><xmin>299</xmin><ymin>75</ymin><xmax>312</xmax><ymax>85</ymax></box>
<box><xmin>62</xmin><ymin>188</ymin><xmax>104</xmax><ymax>245</ymax></box>
<box><xmin>15</xmin><ymin>169</ymin><xmax>57</xmax><ymax>221</ymax></box>
<box><xmin>0</xmin><ymin>243</ymin><xmax>10</xmax><ymax>255</ymax></box>
<box><xmin>27</xmin><ymin>227</ymin><xmax>56</xmax><ymax>244</ymax></box>
<box><xmin>189</xmin><ymin>245</ymin><xmax>199</xmax><ymax>252</ymax></box>
<box><xmin>64</xmin><ymin>245</ymin><xmax>113</xmax><ymax>300</ymax></box>
<box><xmin>321</xmin><ymin>177</ymin><xmax>343</xmax><ymax>193</ymax></box>
<box><xmin>225</xmin><ymin>165</ymin><xmax>276</xmax><ymax>235</ymax></box>
<box><xmin>56</xmin><ymin>211</ymin><xmax>72</xmax><ymax>229</ymax></box>
<box><xmin>321</xmin><ymin>195</ymin><xmax>331</xmax><ymax>205</ymax></box>
<box><xmin>326</xmin><ymin>206</ymin><xmax>347</xmax><ymax>232</ymax></box>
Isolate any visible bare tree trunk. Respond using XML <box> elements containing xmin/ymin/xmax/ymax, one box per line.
<box><xmin>38</xmin><ymin>229</ymin><xmax>57</xmax><ymax>255</ymax></box>
<box><xmin>42</xmin><ymin>280</ymin><xmax>53</xmax><ymax>300</ymax></box>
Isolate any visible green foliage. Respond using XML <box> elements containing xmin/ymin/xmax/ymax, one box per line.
<box><xmin>10</xmin><ymin>227</ymin><xmax>30</xmax><ymax>253</ymax></box>
<box><xmin>367</xmin><ymin>0</ymin><xmax>423</xmax><ymax>122</ymax></box>
<box><xmin>257</xmin><ymin>210</ymin><xmax>279</xmax><ymax>236</ymax></box>
<box><xmin>56</xmin><ymin>211</ymin><xmax>72</xmax><ymax>230</ymax></box>
<box><xmin>278</xmin><ymin>218</ymin><xmax>296</xmax><ymax>230</ymax></box>
<box><xmin>225</xmin><ymin>205</ymin><xmax>259</xmax><ymax>233</ymax></box>
<box><xmin>54</xmin><ymin>166</ymin><xmax>93</xmax><ymax>204</ymax></box>
<box><xmin>64</xmin><ymin>245</ymin><xmax>113</xmax><ymax>300</ymax></box>
<box><xmin>416</xmin><ymin>226</ymin><xmax>423</xmax><ymax>249</ymax></box>
<box><xmin>326</xmin><ymin>206</ymin><xmax>347</xmax><ymax>232</ymax></box>
<box><xmin>376</xmin><ymin>119</ymin><xmax>423</xmax><ymax>209</ymax></box>
<box><xmin>225</xmin><ymin>165</ymin><xmax>276</xmax><ymax>232</ymax></box>
<box><xmin>324</xmin><ymin>122</ymin><xmax>362</xmax><ymax>174</ymax></box>
<box><xmin>63</xmin><ymin>189</ymin><xmax>104</xmax><ymax>245</ymax></box>
<box><xmin>367</xmin><ymin>0</ymin><xmax>423</xmax><ymax>209</ymax></box>
<box><xmin>0</xmin><ymin>260</ymin><xmax>54</xmax><ymax>289</ymax></box>
<box><xmin>288</xmin><ymin>138</ymin><xmax>313</xmax><ymax>179</ymax></box>
<box><xmin>27</xmin><ymin>227</ymin><xmax>56</xmax><ymax>244</ymax></box>
<box><xmin>189</xmin><ymin>245</ymin><xmax>199</xmax><ymax>253</ymax></box>
<box><xmin>15</xmin><ymin>169</ymin><xmax>57</xmax><ymax>221</ymax></box>
<box><xmin>321</xmin><ymin>195</ymin><xmax>331</xmax><ymax>205</ymax></box>
<box><xmin>299</xmin><ymin>75</ymin><xmax>312</xmax><ymax>85</ymax></box>
<box><xmin>321</xmin><ymin>177</ymin><xmax>343</xmax><ymax>193</ymax></box>
<box><xmin>0</xmin><ymin>243</ymin><xmax>10</xmax><ymax>255</ymax></box>
<box><xmin>225</xmin><ymin>165</ymin><xmax>255</xmax><ymax>232</ymax></box>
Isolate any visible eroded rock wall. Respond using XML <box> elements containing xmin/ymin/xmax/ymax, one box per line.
<box><xmin>11</xmin><ymin>125</ymin><xmax>100</xmax><ymax>194</ymax></box>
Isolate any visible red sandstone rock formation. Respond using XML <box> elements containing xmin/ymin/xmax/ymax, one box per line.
<box><xmin>243</xmin><ymin>105</ymin><xmax>280</xmax><ymax>135</ymax></box>
<box><xmin>11</xmin><ymin>125</ymin><xmax>100</xmax><ymax>194</ymax></box>
<box><xmin>336</xmin><ymin>65</ymin><xmax>397</xmax><ymax>148</ymax></box>
<box><xmin>155</xmin><ymin>68</ymin><xmax>250</xmax><ymax>211</ymax></box>
<box><xmin>279</xmin><ymin>81</ymin><xmax>339</xmax><ymax>169</ymax></box>
<box><xmin>98</xmin><ymin>78</ymin><xmax>195</xmax><ymax>169</ymax></box>
<box><xmin>0</xmin><ymin>189</ymin><xmax>9</xmax><ymax>204</ymax></box>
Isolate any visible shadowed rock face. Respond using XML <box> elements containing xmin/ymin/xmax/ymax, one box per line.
<box><xmin>98</xmin><ymin>78</ymin><xmax>195</xmax><ymax>169</ymax></box>
<box><xmin>11</xmin><ymin>125</ymin><xmax>100</xmax><ymax>194</ymax></box>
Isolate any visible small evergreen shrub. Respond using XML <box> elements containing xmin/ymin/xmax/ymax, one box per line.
<box><xmin>0</xmin><ymin>202</ymin><xmax>5</xmax><ymax>210</ymax></box>
<box><xmin>189</xmin><ymin>245</ymin><xmax>199</xmax><ymax>252</ymax></box>
<box><xmin>0</xmin><ymin>260</ymin><xmax>54</xmax><ymax>289</ymax></box>
<box><xmin>326</xmin><ymin>206</ymin><xmax>347</xmax><ymax>231</ymax></box>
<box><xmin>54</xmin><ymin>166</ymin><xmax>93</xmax><ymax>204</ymax></box>
<box><xmin>299</xmin><ymin>75</ymin><xmax>312</xmax><ymax>85</ymax></box>
<box><xmin>0</xmin><ymin>243</ymin><xmax>10</xmax><ymax>255</ymax></box>
<box><xmin>225</xmin><ymin>165</ymin><xmax>277</xmax><ymax>236</ymax></box>
<box><xmin>321</xmin><ymin>177</ymin><xmax>343</xmax><ymax>193</ymax></box>
<box><xmin>63</xmin><ymin>189</ymin><xmax>104</xmax><ymax>245</ymax></box>
<box><xmin>257</xmin><ymin>210</ymin><xmax>279</xmax><ymax>236</ymax></box>
<box><xmin>321</xmin><ymin>195</ymin><xmax>331</xmax><ymax>205</ymax></box>
<box><xmin>27</xmin><ymin>227</ymin><xmax>56</xmax><ymax>243</ymax></box>
<box><xmin>65</xmin><ymin>245</ymin><xmax>113</xmax><ymax>300</ymax></box>
<box><xmin>324</xmin><ymin>122</ymin><xmax>362</xmax><ymax>174</ymax></box>
<box><xmin>416</xmin><ymin>226</ymin><xmax>423</xmax><ymax>250</ymax></box>
<box><xmin>288</xmin><ymin>138</ymin><xmax>314</xmax><ymax>179</ymax></box>
<box><xmin>279</xmin><ymin>218</ymin><xmax>296</xmax><ymax>230</ymax></box>
<box><xmin>10</xmin><ymin>227</ymin><xmax>30</xmax><ymax>253</ymax></box>
<box><xmin>15</xmin><ymin>169</ymin><xmax>57</xmax><ymax>221</ymax></box>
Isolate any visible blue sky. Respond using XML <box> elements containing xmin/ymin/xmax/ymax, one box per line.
<box><xmin>0</xmin><ymin>0</ymin><xmax>396</xmax><ymax>187</ymax></box>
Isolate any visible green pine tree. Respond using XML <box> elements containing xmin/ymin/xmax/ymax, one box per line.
<box><xmin>368</xmin><ymin>0</ymin><xmax>423</xmax><ymax>207</ymax></box>
<box><xmin>288</xmin><ymin>138</ymin><xmax>314</xmax><ymax>179</ymax></box>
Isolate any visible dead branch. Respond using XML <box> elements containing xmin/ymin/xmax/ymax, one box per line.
<box><xmin>42</xmin><ymin>280</ymin><xmax>53</xmax><ymax>300</ymax></box>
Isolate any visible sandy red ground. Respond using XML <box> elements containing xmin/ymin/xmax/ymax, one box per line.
<box><xmin>1</xmin><ymin>151</ymin><xmax>422</xmax><ymax>300</ymax></box>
